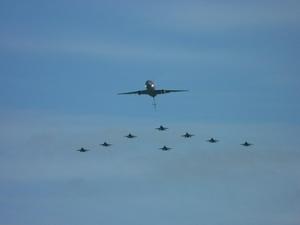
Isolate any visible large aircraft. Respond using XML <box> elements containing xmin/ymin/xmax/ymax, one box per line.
<box><xmin>241</xmin><ymin>141</ymin><xmax>253</xmax><ymax>147</ymax></box>
<box><xmin>159</xmin><ymin>145</ymin><xmax>172</xmax><ymax>151</ymax></box>
<box><xmin>77</xmin><ymin>147</ymin><xmax>90</xmax><ymax>152</ymax></box>
<box><xmin>118</xmin><ymin>80</ymin><xmax>188</xmax><ymax>108</ymax></box>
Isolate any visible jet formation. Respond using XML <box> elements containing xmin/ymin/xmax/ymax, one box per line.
<box><xmin>76</xmin><ymin>80</ymin><xmax>254</xmax><ymax>152</ymax></box>
<box><xmin>77</xmin><ymin>126</ymin><xmax>254</xmax><ymax>152</ymax></box>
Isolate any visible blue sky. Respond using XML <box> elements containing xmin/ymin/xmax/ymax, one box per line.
<box><xmin>0</xmin><ymin>1</ymin><xmax>300</xmax><ymax>225</ymax></box>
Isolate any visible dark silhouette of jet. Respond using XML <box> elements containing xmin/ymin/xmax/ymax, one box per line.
<box><xmin>77</xmin><ymin>147</ymin><xmax>90</xmax><ymax>152</ymax></box>
<box><xmin>241</xmin><ymin>141</ymin><xmax>253</xmax><ymax>146</ymax></box>
<box><xmin>100</xmin><ymin>142</ymin><xmax>112</xmax><ymax>147</ymax></box>
<box><xmin>156</xmin><ymin>125</ymin><xmax>168</xmax><ymax>131</ymax></box>
<box><xmin>125</xmin><ymin>133</ymin><xmax>137</xmax><ymax>138</ymax></box>
<box><xmin>118</xmin><ymin>80</ymin><xmax>188</xmax><ymax>108</ymax></box>
<box><xmin>207</xmin><ymin>138</ymin><xmax>219</xmax><ymax>143</ymax></box>
<box><xmin>159</xmin><ymin>145</ymin><xmax>172</xmax><ymax>151</ymax></box>
<box><xmin>182</xmin><ymin>132</ymin><xmax>194</xmax><ymax>138</ymax></box>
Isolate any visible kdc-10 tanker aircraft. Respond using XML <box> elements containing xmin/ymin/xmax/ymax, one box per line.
<box><xmin>118</xmin><ymin>80</ymin><xmax>188</xmax><ymax>108</ymax></box>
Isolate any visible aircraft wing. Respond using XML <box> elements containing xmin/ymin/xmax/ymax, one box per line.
<box><xmin>155</xmin><ymin>89</ymin><xmax>188</xmax><ymax>95</ymax></box>
<box><xmin>118</xmin><ymin>90</ymin><xmax>148</xmax><ymax>95</ymax></box>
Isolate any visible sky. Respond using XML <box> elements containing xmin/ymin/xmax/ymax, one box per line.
<box><xmin>0</xmin><ymin>0</ymin><xmax>300</xmax><ymax>225</ymax></box>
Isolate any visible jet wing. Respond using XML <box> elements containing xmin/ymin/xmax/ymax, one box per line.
<box><xmin>118</xmin><ymin>90</ymin><xmax>148</xmax><ymax>95</ymax></box>
<box><xmin>155</xmin><ymin>89</ymin><xmax>188</xmax><ymax>95</ymax></box>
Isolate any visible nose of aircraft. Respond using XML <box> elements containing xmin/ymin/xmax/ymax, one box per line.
<box><xmin>145</xmin><ymin>80</ymin><xmax>155</xmax><ymax>88</ymax></box>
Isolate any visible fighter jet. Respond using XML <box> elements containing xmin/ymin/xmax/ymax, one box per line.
<box><xmin>182</xmin><ymin>132</ymin><xmax>194</xmax><ymax>138</ymax></box>
<box><xmin>241</xmin><ymin>141</ymin><xmax>253</xmax><ymax>147</ymax></box>
<box><xmin>207</xmin><ymin>138</ymin><xmax>219</xmax><ymax>143</ymax></box>
<box><xmin>100</xmin><ymin>142</ymin><xmax>112</xmax><ymax>147</ymax></box>
<box><xmin>159</xmin><ymin>145</ymin><xmax>172</xmax><ymax>151</ymax></box>
<box><xmin>76</xmin><ymin>147</ymin><xmax>90</xmax><ymax>152</ymax></box>
<box><xmin>125</xmin><ymin>133</ymin><xmax>137</xmax><ymax>138</ymax></box>
<box><xmin>156</xmin><ymin>125</ymin><xmax>168</xmax><ymax>131</ymax></box>
<box><xmin>118</xmin><ymin>80</ymin><xmax>188</xmax><ymax>108</ymax></box>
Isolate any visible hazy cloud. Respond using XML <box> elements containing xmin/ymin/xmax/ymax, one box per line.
<box><xmin>141</xmin><ymin>1</ymin><xmax>300</xmax><ymax>31</ymax></box>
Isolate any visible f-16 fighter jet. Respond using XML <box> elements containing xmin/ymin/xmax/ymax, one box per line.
<box><xmin>156</xmin><ymin>125</ymin><xmax>168</xmax><ymax>131</ymax></box>
<box><xmin>100</xmin><ymin>142</ymin><xmax>112</xmax><ymax>147</ymax></box>
<box><xmin>207</xmin><ymin>138</ymin><xmax>219</xmax><ymax>143</ymax></box>
<box><xmin>118</xmin><ymin>80</ymin><xmax>188</xmax><ymax>108</ymax></box>
<box><xmin>241</xmin><ymin>141</ymin><xmax>253</xmax><ymax>147</ymax></box>
<box><xmin>77</xmin><ymin>147</ymin><xmax>90</xmax><ymax>152</ymax></box>
<box><xmin>125</xmin><ymin>133</ymin><xmax>137</xmax><ymax>138</ymax></box>
<box><xmin>182</xmin><ymin>132</ymin><xmax>194</xmax><ymax>138</ymax></box>
<box><xmin>159</xmin><ymin>145</ymin><xmax>172</xmax><ymax>151</ymax></box>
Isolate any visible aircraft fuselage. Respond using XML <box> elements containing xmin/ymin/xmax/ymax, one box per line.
<box><xmin>145</xmin><ymin>80</ymin><xmax>157</xmax><ymax>97</ymax></box>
